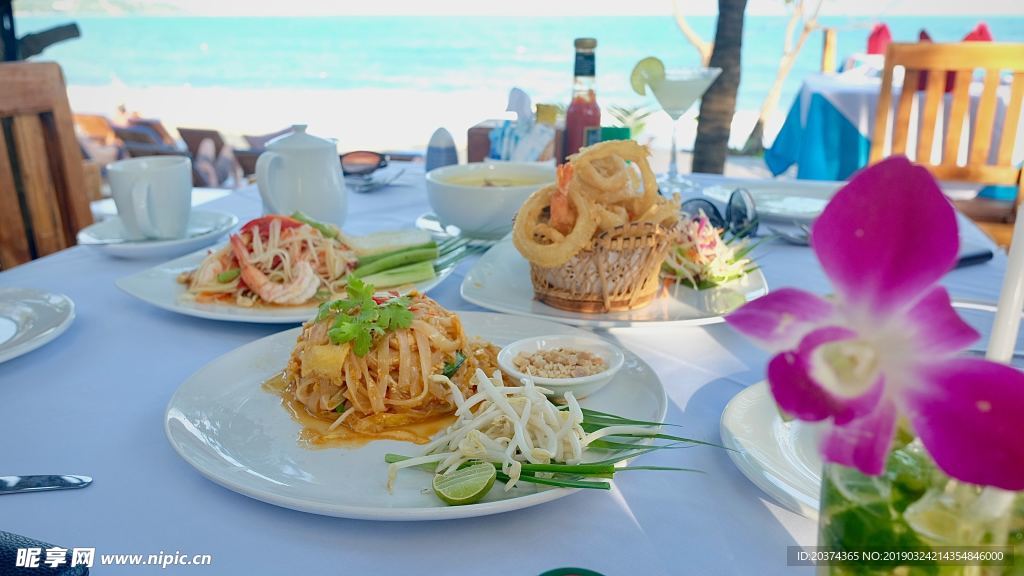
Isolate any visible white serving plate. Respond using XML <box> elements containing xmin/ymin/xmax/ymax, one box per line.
<box><xmin>697</xmin><ymin>178</ymin><xmax>842</xmax><ymax>224</ymax></box>
<box><xmin>164</xmin><ymin>312</ymin><xmax>667</xmax><ymax>520</ymax></box>
<box><xmin>78</xmin><ymin>210</ymin><xmax>238</xmax><ymax>259</ymax></box>
<box><xmin>116</xmin><ymin>247</ymin><xmax>457</xmax><ymax>324</ymax></box>
<box><xmin>0</xmin><ymin>288</ymin><xmax>76</xmax><ymax>365</ymax></box>
<box><xmin>460</xmin><ymin>238</ymin><xmax>768</xmax><ymax>328</ymax></box>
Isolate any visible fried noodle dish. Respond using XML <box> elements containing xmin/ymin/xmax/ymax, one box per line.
<box><xmin>512</xmin><ymin>140</ymin><xmax>680</xmax><ymax>268</ymax></box>
<box><xmin>177</xmin><ymin>215</ymin><xmax>358</xmax><ymax>307</ymax></box>
<box><xmin>272</xmin><ymin>279</ymin><xmax>503</xmax><ymax>444</ymax></box>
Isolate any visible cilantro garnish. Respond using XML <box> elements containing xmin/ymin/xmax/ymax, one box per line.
<box><xmin>320</xmin><ymin>278</ymin><xmax>414</xmax><ymax>356</ymax></box>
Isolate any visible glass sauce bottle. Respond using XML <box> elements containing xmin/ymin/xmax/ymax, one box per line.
<box><xmin>563</xmin><ymin>37</ymin><xmax>600</xmax><ymax>162</ymax></box>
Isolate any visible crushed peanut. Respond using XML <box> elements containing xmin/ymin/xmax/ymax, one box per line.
<box><xmin>512</xmin><ymin>347</ymin><xmax>608</xmax><ymax>379</ymax></box>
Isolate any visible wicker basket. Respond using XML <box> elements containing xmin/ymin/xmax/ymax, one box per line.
<box><xmin>529</xmin><ymin>221</ymin><xmax>675</xmax><ymax>313</ymax></box>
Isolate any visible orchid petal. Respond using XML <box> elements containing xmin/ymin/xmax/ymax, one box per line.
<box><xmin>767</xmin><ymin>327</ymin><xmax>882</xmax><ymax>423</ymax></box>
<box><xmin>726</xmin><ymin>288</ymin><xmax>835</xmax><ymax>351</ymax></box>
<box><xmin>821</xmin><ymin>395</ymin><xmax>898</xmax><ymax>475</ymax></box>
<box><xmin>904</xmin><ymin>286</ymin><xmax>980</xmax><ymax>355</ymax></box>
<box><xmin>906</xmin><ymin>358</ymin><xmax>1024</xmax><ymax>490</ymax></box>
<box><xmin>812</xmin><ymin>156</ymin><xmax>958</xmax><ymax>315</ymax></box>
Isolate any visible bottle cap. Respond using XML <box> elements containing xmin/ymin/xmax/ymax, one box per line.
<box><xmin>574</xmin><ymin>38</ymin><xmax>597</xmax><ymax>50</ymax></box>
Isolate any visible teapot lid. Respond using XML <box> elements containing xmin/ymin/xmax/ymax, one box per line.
<box><xmin>266</xmin><ymin>125</ymin><xmax>335</xmax><ymax>151</ymax></box>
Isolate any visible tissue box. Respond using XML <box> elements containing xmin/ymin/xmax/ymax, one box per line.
<box><xmin>467</xmin><ymin>120</ymin><xmax>564</xmax><ymax>163</ymax></box>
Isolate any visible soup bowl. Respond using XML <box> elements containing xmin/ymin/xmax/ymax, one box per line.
<box><xmin>425</xmin><ymin>162</ymin><xmax>555</xmax><ymax>240</ymax></box>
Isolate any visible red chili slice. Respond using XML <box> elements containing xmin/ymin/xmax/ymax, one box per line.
<box><xmin>240</xmin><ymin>215</ymin><xmax>303</xmax><ymax>238</ymax></box>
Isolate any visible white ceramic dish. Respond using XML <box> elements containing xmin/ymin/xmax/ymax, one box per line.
<box><xmin>414</xmin><ymin>213</ymin><xmax>499</xmax><ymax>248</ymax></box>
<box><xmin>0</xmin><ymin>288</ymin><xmax>76</xmax><ymax>365</ymax></box>
<box><xmin>116</xmin><ymin>247</ymin><xmax>457</xmax><ymax>324</ymax></box>
<box><xmin>425</xmin><ymin>162</ymin><xmax>554</xmax><ymax>240</ymax></box>
<box><xmin>497</xmin><ymin>335</ymin><xmax>625</xmax><ymax>399</ymax></box>
<box><xmin>164</xmin><ymin>312</ymin><xmax>667</xmax><ymax>520</ymax></box>
<box><xmin>696</xmin><ymin>178</ymin><xmax>841</xmax><ymax>224</ymax></box>
<box><xmin>719</xmin><ymin>300</ymin><xmax>1024</xmax><ymax>521</ymax></box>
<box><xmin>77</xmin><ymin>210</ymin><xmax>238</xmax><ymax>259</ymax></box>
<box><xmin>720</xmin><ymin>381</ymin><xmax>823</xmax><ymax>519</ymax></box>
<box><xmin>461</xmin><ymin>238</ymin><xmax>769</xmax><ymax>328</ymax></box>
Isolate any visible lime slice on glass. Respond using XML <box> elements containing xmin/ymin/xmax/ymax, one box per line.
<box><xmin>432</xmin><ymin>463</ymin><xmax>497</xmax><ymax>506</ymax></box>
<box><xmin>630</xmin><ymin>57</ymin><xmax>665</xmax><ymax>96</ymax></box>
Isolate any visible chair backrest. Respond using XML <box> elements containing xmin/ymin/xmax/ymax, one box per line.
<box><xmin>870</xmin><ymin>42</ymin><xmax>1024</xmax><ymax>190</ymax></box>
<box><xmin>177</xmin><ymin>127</ymin><xmax>225</xmax><ymax>159</ymax></box>
<box><xmin>0</xmin><ymin>62</ymin><xmax>92</xmax><ymax>268</ymax></box>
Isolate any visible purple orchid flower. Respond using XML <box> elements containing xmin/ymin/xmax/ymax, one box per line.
<box><xmin>726</xmin><ymin>156</ymin><xmax>1024</xmax><ymax>490</ymax></box>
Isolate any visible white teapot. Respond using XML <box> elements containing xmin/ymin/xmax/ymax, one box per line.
<box><xmin>256</xmin><ymin>124</ymin><xmax>348</xmax><ymax>227</ymax></box>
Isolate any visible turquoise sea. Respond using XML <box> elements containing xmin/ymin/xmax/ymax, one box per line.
<box><xmin>16</xmin><ymin>15</ymin><xmax>1024</xmax><ymax>114</ymax></box>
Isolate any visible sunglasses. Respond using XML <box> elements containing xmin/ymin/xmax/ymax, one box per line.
<box><xmin>340</xmin><ymin>151</ymin><xmax>389</xmax><ymax>177</ymax></box>
<box><xmin>680</xmin><ymin>188</ymin><xmax>759</xmax><ymax>238</ymax></box>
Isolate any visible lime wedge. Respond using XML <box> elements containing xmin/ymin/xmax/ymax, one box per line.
<box><xmin>630</xmin><ymin>57</ymin><xmax>665</xmax><ymax>96</ymax></box>
<box><xmin>432</xmin><ymin>463</ymin><xmax>496</xmax><ymax>506</ymax></box>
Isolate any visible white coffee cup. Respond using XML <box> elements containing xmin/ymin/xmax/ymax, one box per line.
<box><xmin>107</xmin><ymin>156</ymin><xmax>193</xmax><ymax>241</ymax></box>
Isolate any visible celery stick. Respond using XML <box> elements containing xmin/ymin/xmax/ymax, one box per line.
<box><xmin>352</xmin><ymin>247</ymin><xmax>438</xmax><ymax>278</ymax></box>
<box><xmin>360</xmin><ymin>261</ymin><xmax>436</xmax><ymax>288</ymax></box>
<box><xmin>357</xmin><ymin>242</ymin><xmax>437</xmax><ymax>267</ymax></box>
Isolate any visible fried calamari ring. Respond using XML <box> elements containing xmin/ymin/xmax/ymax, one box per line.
<box><xmin>573</xmin><ymin>140</ymin><xmax>660</xmax><ymax>217</ymax></box>
<box><xmin>576</xmin><ymin>154</ymin><xmax>629</xmax><ymax>199</ymax></box>
<box><xmin>513</xmin><ymin>184</ymin><xmax>597</xmax><ymax>268</ymax></box>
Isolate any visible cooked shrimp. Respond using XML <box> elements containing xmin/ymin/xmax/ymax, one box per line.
<box><xmin>230</xmin><ymin>234</ymin><xmax>321</xmax><ymax>305</ymax></box>
<box><xmin>550</xmin><ymin>163</ymin><xmax>577</xmax><ymax>235</ymax></box>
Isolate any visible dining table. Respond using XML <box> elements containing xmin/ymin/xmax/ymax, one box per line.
<box><xmin>0</xmin><ymin>163</ymin><xmax>1011</xmax><ymax>575</ymax></box>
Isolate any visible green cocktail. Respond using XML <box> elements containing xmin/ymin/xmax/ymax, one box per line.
<box><xmin>818</xmin><ymin>435</ymin><xmax>1024</xmax><ymax>575</ymax></box>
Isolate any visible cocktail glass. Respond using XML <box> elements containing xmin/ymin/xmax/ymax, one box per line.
<box><xmin>650</xmin><ymin>67</ymin><xmax>722</xmax><ymax>196</ymax></box>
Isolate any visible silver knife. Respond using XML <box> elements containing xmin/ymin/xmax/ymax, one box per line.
<box><xmin>0</xmin><ymin>475</ymin><xmax>92</xmax><ymax>494</ymax></box>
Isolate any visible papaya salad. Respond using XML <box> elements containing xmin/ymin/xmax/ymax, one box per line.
<box><xmin>177</xmin><ymin>213</ymin><xmax>465</xmax><ymax>307</ymax></box>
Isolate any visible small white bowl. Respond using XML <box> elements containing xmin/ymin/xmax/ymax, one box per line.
<box><xmin>425</xmin><ymin>161</ymin><xmax>555</xmax><ymax>240</ymax></box>
<box><xmin>497</xmin><ymin>335</ymin><xmax>625</xmax><ymax>399</ymax></box>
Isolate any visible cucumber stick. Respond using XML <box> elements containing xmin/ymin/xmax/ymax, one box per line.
<box><xmin>361</xmin><ymin>261</ymin><xmax>436</xmax><ymax>288</ymax></box>
<box><xmin>355</xmin><ymin>243</ymin><xmax>438</xmax><ymax>270</ymax></box>
<box><xmin>354</xmin><ymin>243</ymin><xmax>438</xmax><ymax>276</ymax></box>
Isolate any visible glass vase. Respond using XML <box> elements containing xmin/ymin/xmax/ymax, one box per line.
<box><xmin>817</xmin><ymin>435</ymin><xmax>1024</xmax><ymax>575</ymax></box>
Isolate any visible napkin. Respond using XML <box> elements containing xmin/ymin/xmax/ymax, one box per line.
<box><xmin>487</xmin><ymin>88</ymin><xmax>555</xmax><ymax>162</ymax></box>
<box><xmin>0</xmin><ymin>531</ymin><xmax>88</xmax><ymax>576</ymax></box>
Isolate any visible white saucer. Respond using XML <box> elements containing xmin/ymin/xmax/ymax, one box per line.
<box><xmin>0</xmin><ymin>288</ymin><xmax>76</xmax><ymax>365</ymax></box>
<box><xmin>78</xmin><ymin>210</ymin><xmax>238</xmax><ymax>259</ymax></box>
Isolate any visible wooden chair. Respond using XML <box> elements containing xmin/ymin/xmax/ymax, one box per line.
<box><xmin>870</xmin><ymin>42</ymin><xmax>1024</xmax><ymax>239</ymax></box>
<box><xmin>0</xmin><ymin>62</ymin><xmax>93</xmax><ymax>268</ymax></box>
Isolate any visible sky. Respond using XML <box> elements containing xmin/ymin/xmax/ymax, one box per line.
<box><xmin>35</xmin><ymin>0</ymin><xmax>1024</xmax><ymax>16</ymax></box>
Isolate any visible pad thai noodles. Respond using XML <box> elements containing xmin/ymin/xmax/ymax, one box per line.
<box><xmin>273</xmin><ymin>280</ymin><xmax>503</xmax><ymax>443</ymax></box>
<box><xmin>178</xmin><ymin>214</ymin><xmax>358</xmax><ymax>307</ymax></box>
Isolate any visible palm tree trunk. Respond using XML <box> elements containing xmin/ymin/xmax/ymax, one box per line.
<box><xmin>692</xmin><ymin>0</ymin><xmax>747</xmax><ymax>175</ymax></box>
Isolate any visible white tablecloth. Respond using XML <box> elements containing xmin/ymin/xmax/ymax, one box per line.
<box><xmin>0</xmin><ymin>165</ymin><xmax>1010</xmax><ymax>575</ymax></box>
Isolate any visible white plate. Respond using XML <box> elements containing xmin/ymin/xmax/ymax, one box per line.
<box><xmin>460</xmin><ymin>238</ymin><xmax>769</xmax><ymax>328</ymax></box>
<box><xmin>116</xmin><ymin>247</ymin><xmax>457</xmax><ymax>324</ymax></box>
<box><xmin>0</xmin><ymin>288</ymin><xmax>76</xmax><ymax>365</ymax></box>
<box><xmin>164</xmin><ymin>312</ymin><xmax>667</xmax><ymax>520</ymax></box>
<box><xmin>698</xmin><ymin>178</ymin><xmax>842</xmax><ymax>224</ymax></box>
<box><xmin>720</xmin><ymin>381</ymin><xmax>823</xmax><ymax>519</ymax></box>
<box><xmin>719</xmin><ymin>300</ymin><xmax>1024</xmax><ymax>521</ymax></box>
<box><xmin>414</xmin><ymin>213</ymin><xmax>499</xmax><ymax>248</ymax></box>
<box><xmin>78</xmin><ymin>210</ymin><xmax>238</xmax><ymax>259</ymax></box>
